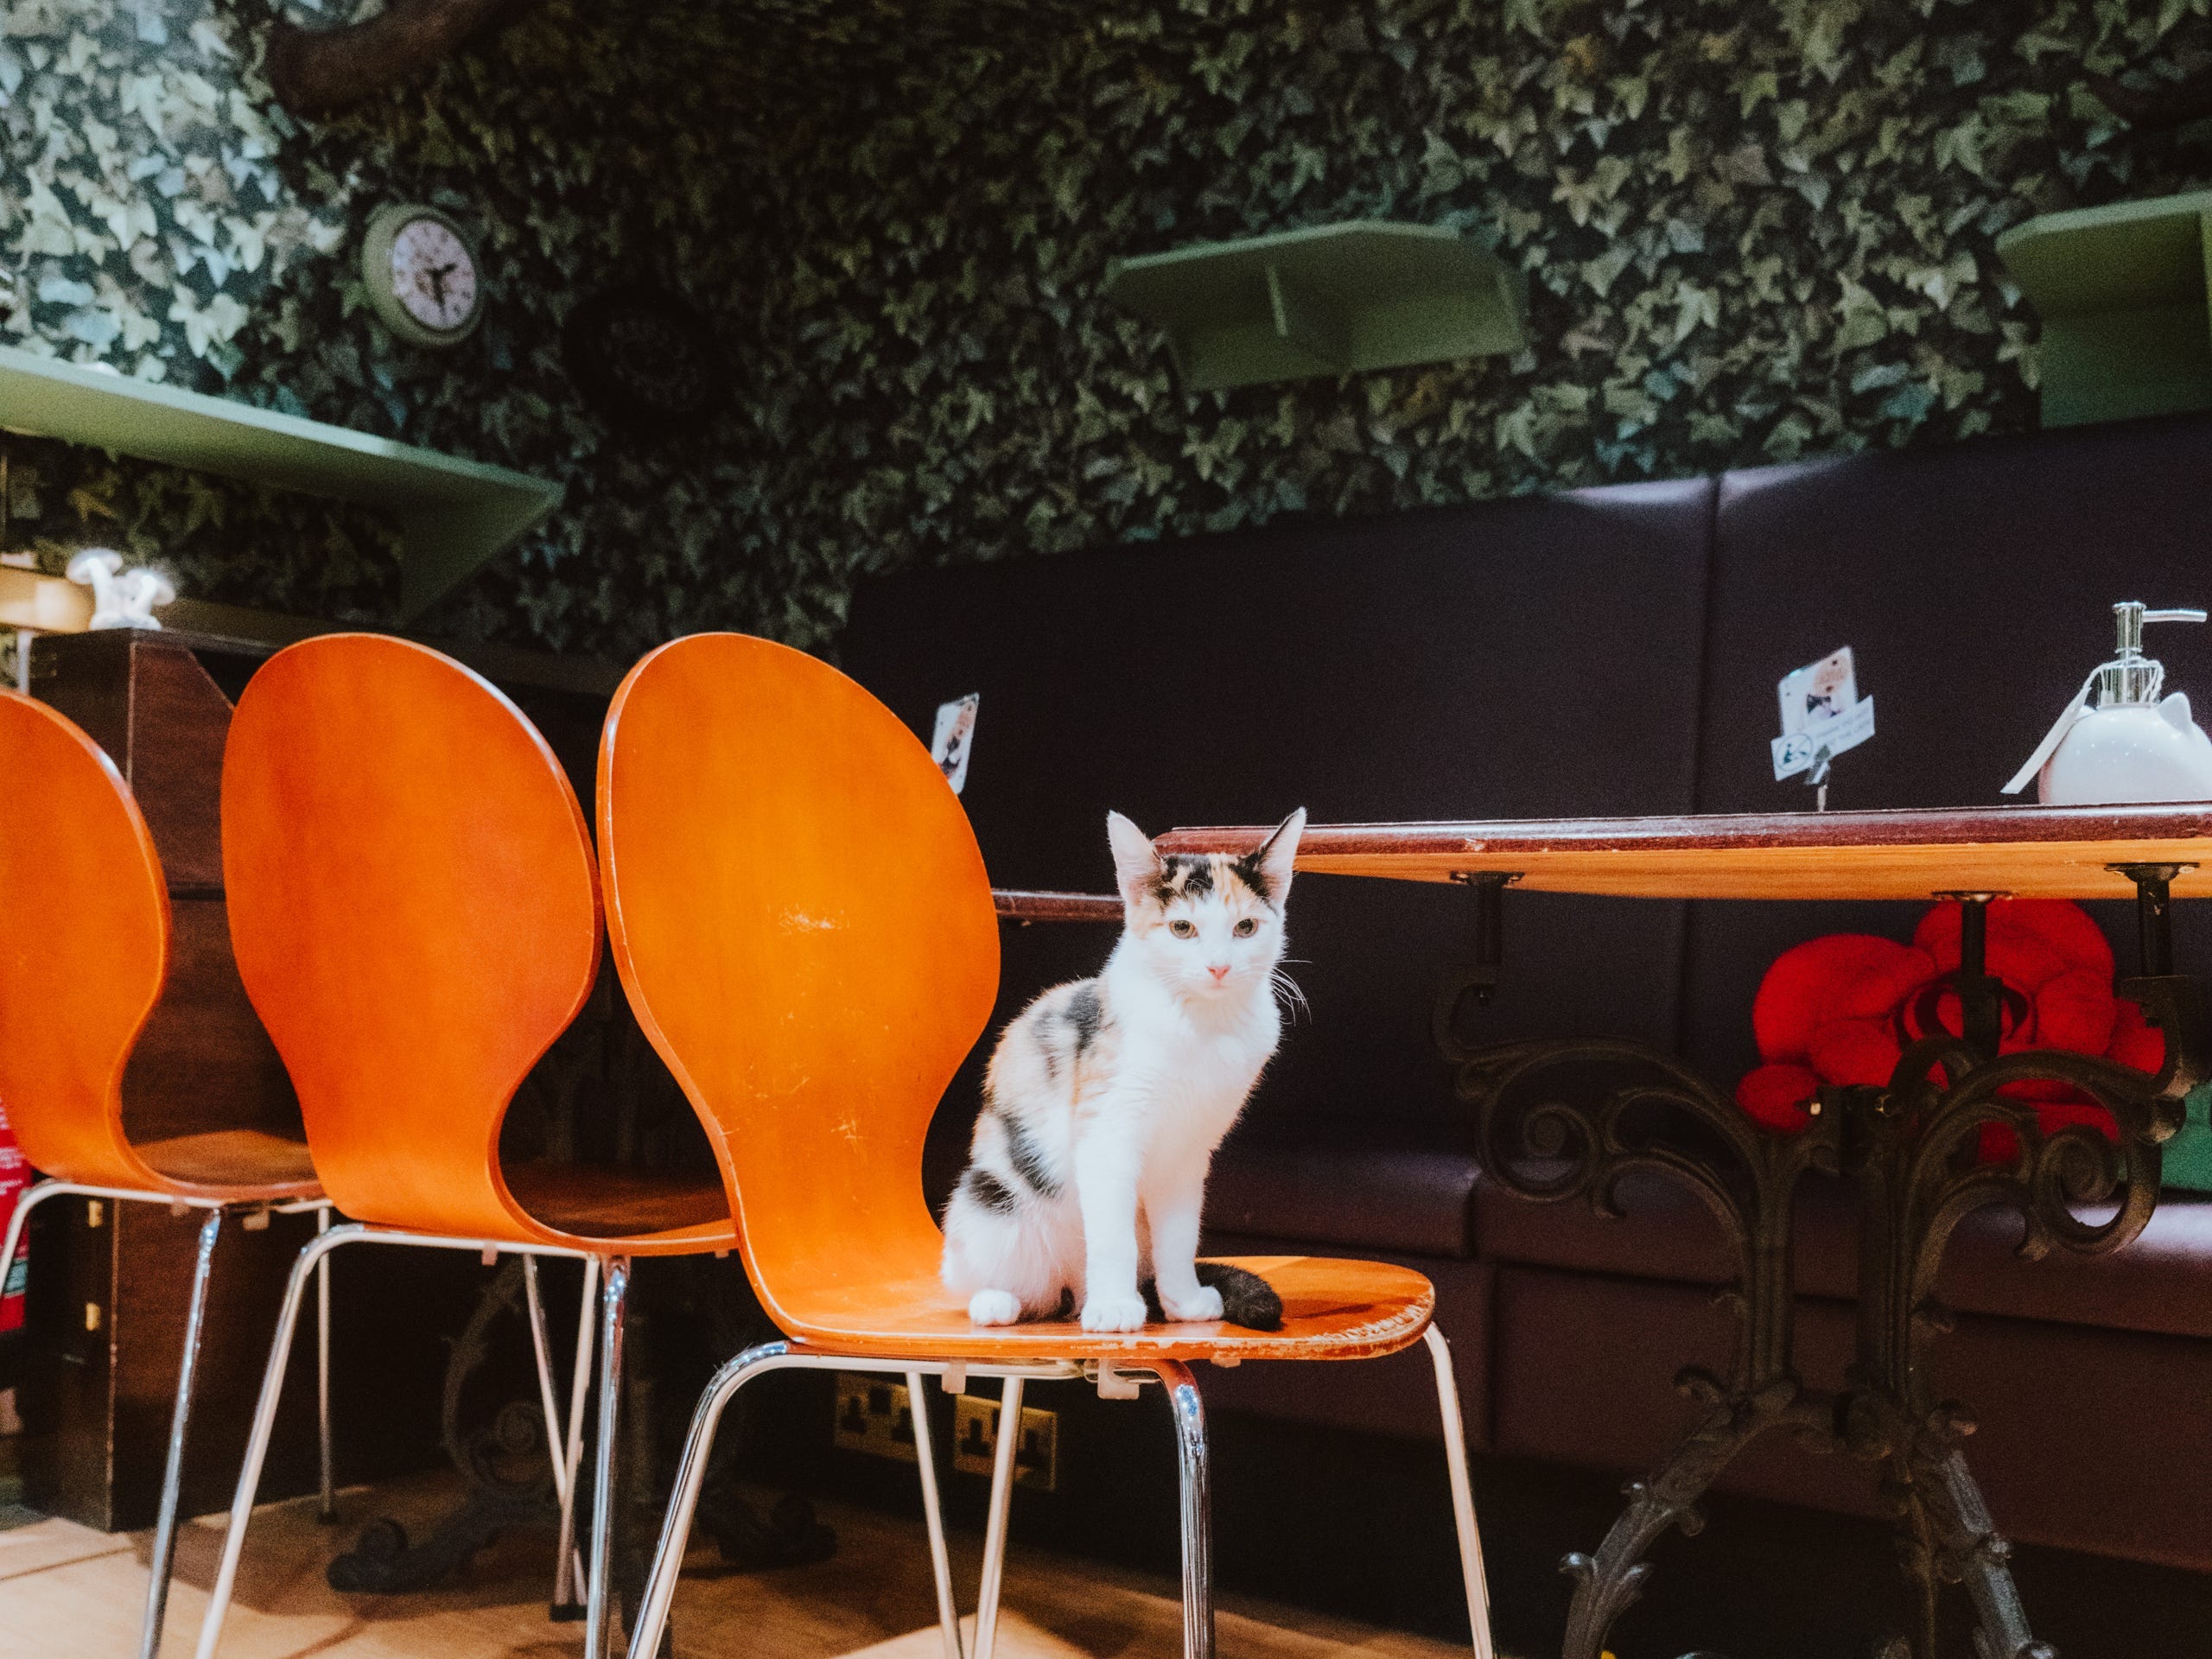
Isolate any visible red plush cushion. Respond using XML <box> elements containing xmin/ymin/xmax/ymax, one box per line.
<box><xmin>1838</xmin><ymin>948</ymin><xmax>1940</xmax><ymax>1021</ymax></box>
<box><xmin>2107</xmin><ymin>999</ymin><xmax>2166</xmax><ymax>1075</ymax></box>
<box><xmin>1740</xmin><ymin>901</ymin><xmax>2134</xmax><ymax>1156</ymax></box>
<box><xmin>1735</xmin><ymin>1064</ymin><xmax>1819</xmax><ymax>1134</ymax></box>
<box><xmin>1899</xmin><ymin>983</ymin><xmax>2037</xmax><ymax>1050</ymax></box>
<box><xmin>2013</xmin><ymin>899</ymin><xmax>2117</xmax><ymax>979</ymax></box>
<box><xmin>1806</xmin><ymin>1017</ymin><xmax>1904</xmax><ymax>1089</ymax></box>
<box><xmin>1915</xmin><ymin>898</ymin><xmax>2113</xmax><ymax>982</ymax></box>
<box><xmin>2035</xmin><ymin>965</ymin><xmax>2120</xmax><ymax>1057</ymax></box>
<box><xmin>1753</xmin><ymin>935</ymin><xmax>1930</xmax><ymax>1064</ymax></box>
<box><xmin>1986</xmin><ymin>934</ymin><xmax>2070</xmax><ymax>994</ymax></box>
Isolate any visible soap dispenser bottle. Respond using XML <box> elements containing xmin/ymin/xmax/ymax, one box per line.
<box><xmin>2005</xmin><ymin>601</ymin><xmax>2212</xmax><ymax>805</ymax></box>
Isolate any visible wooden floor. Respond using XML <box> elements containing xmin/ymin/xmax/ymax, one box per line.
<box><xmin>0</xmin><ymin>1472</ymin><xmax>1494</xmax><ymax>1659</ymax></box>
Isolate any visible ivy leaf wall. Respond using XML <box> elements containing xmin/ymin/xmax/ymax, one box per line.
<box><xmin>0</xmin><ymin>0</ymin><xmax>2207</xmax><ymax>664</ymax></box>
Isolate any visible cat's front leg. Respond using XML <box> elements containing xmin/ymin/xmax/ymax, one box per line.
<box><xmin>1144</xmin><ymin>1161</ymin><xmax>1221</xmax><ymax>1323</ymax></box>
<box><xmin>1074</xmin><ymin>1117</ymin><xmax>1148</xmax><ymax>1332</ymax></box>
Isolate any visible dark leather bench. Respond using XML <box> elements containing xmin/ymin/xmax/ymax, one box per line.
<box><xmin>842</xmin><ymin>414</ymin><xmax>2212</xmax><ymax>1573</ymax></box>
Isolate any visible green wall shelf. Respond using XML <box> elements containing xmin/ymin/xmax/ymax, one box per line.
<box><xmin>1996</xmin><ymin>189</ymin><xmax>2212</xmax><ymax>429</ymax></box>
<box><xmin>0</xmin><ymin>346</ymin><xmax>563</xmax><ymax>619</ymax></box>
<box><xmin>1102</xmin><ymin>220</ymin><xmax>1526</xmax><ymax>391</ymax></box>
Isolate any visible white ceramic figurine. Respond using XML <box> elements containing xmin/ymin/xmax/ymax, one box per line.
<box><xmin>2005</xmin><ymin>601</ymin><xmax>2212</xmax><ymax>805</ymax></box>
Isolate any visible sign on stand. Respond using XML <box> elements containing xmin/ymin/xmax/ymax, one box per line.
<box><xmin>1772</xmin><ymin>646</ymin><xmax>1874</xmax><ymax>808</ymax></box>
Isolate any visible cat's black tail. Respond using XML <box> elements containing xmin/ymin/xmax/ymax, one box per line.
<box><xmin>1136</xmin><ymin>1262</ymin><xmax>1284</xmax><ymax>1330</ymax></box>
<box><xmin>1197</xmin><ymin>1261</ymin><xmax>1282</xmax><ymax>1330</ymax></box>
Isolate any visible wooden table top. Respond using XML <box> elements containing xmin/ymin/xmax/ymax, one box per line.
<box><xmin>1157</xmin><ymin>804</ymin><xmax>2212</xmax><ymax>901</ymax></box>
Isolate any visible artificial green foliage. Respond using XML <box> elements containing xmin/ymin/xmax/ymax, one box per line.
<box><xmin>0</xmin><ymin>430</ymin><xmax>404</xmax><ymax>619</ymax></box>
<box><xmin>3</xmin><ymin>0</ymin><xmax>2212</xmax><ymax>663</ymax></box>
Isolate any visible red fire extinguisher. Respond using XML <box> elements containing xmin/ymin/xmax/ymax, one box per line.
<box><xmin>0</xmin><ymin>1100</ymin><xmax>28</xmax><ymax>1335</ymax></box>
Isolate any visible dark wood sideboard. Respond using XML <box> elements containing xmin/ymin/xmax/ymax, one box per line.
<box><xmin>12</xmin><ymin>626</ymin><xmax>613</xmax><ymax>1532</ymax></box>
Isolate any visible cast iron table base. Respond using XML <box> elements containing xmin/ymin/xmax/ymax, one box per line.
<box><xmin>1438</xmin><ymin>878</ymin><xmax>2205</xmax><ymax>1659</ymax></box>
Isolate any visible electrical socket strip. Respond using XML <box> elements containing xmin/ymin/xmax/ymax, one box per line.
<box><xmin>952</xmin><ymin>1393</ymin><xmax>1058</xmax><ymax>1491</ymax></box>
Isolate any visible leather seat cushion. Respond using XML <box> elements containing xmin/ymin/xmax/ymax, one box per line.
<box><xmin>1208</xmin><ymin>1117</ymin><xmax>1483</xmax><ymax>1260</ymax></box>
<box><xmin>1473</xmin><ymin>1163</ymin><xmax>2212</xmax><ymax>1344</ymax></box>
<box><xmin>1211</xmin><ymin>1115</ymin><xmax>2212</xmax><ymax>1344</ymax></box>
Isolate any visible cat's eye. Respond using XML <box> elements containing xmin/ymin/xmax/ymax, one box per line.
<box><xmin>1169</xmin><ymin>918</ymin><xmax>1196</xmax><ymax>938</ymax></box>
<box><xmin>1233</xmin><ymin>918</ymin><xmax>1258</xmax><ymax>937</ymax></box>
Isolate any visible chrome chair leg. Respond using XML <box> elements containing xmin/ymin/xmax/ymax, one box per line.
<box><xmin>194</xmin><ymin>1227</ymin><xmax>603</xmax><ymax>1659</ymax></box>
<box><xmin>631</xmin><ymin>1338</ymin><xmax>792</xmax><ymax>1659</ymax></box>
<box><xmin>583</xmin><ymin>1255</ymin><xmax>630</xmax><ymax>1659</ymax></box>
<box><xmin>969</xmin><ymin>1376</ymin><xmax>1025</xmax><ymax>1659</ymax></box>
<box><xmin>1425</xmin><ymin>1325</ymin><xmax>1495</xmax><ymax>1659</ymax></box>
<box><xmin>908</xmin><ymin>1370</ymin><xmax>964</xmax><ymax>1659</ymax></box>
<box><xmin>627</xmin><ymin>1349</ymin><xmax>1083</xmax><ymax>1659</ymax></box>
<box><xmin>194</xmin><ymin>1219</ymin><xmax>349</xmax><ymax>1659</ymax></box>
<box><xmin>315</xmin><ymin>1205</ymin><xmax>335</xmax><ymax>1523</ymax></box>
<box><xmin>524</xmin><ymin>1254</ymin><xmax>589</xmax><ymax>1614</ymax></box>
<box><xmin>1148</xmin><ymin>1361</ymin><xmax>1214</xmax><ymax>1659</ymax></box>
<box><xmin>138</xmin><ymin>1207</ymin><xmax>223</xmax><ymax>1659</ymax></box>
<box><xmin>552</xmin><ymin>1253</ymin><xmax>599</xmax><ymax>1616</ymax></box>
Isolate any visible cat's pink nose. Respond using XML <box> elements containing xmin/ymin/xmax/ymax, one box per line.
<box><xmin>1208</xmin><ymin>964</ymin><xmax>1230</xmax><ymax>982</ymax></box>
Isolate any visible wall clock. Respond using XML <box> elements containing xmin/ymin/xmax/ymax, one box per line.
<box><xmin>561</xmin><ymin>286</ymin><xmax>728</xmax><ymax>435</ymax></box>
<box><xmin>362</xmin><ymin>203</ymin><xmax>485</xmax><ymax>348</ymax></box>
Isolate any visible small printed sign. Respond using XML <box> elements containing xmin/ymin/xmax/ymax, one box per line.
<box><xmin>1771</xmin><ymin>646</ymin><xmax>1875</xmax><ymax>782</ymax></box>
<box><xmin>931</xmin><ymin>694</ymin><xmax>980</xmax><ymax>794</ymax></box>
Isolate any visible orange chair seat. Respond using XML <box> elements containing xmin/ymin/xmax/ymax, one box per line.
<box><xmin>134</xmin><ymin>1129</ymin><xmax>323</xmax><ymax>1202</ymax></box>
<box><xmin>775</xmin><ymin>1255</ymin><xmax>1434</xmax><ymax>1363</ymax></box>
<box><xmin>504</xmin><ymin>1160</ymin><xmax>737</xmax><ymax>1254</ymax></box>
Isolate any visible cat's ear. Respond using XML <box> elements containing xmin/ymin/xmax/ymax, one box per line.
<box><xmin>1253</xmin><ymin>808</ymin><xmax>1306</xmax><ymax>901</ymax></box>
<box><xmin>1106</xmin><ymin>810</ymin><xmax>1160</xmax><ymax>908</ymax></box>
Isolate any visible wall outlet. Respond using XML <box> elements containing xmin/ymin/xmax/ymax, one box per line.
<box><xmin>832</xmin><ymin>1374</ymin><xmax>918</xmax><ymax>1464</ymax></box>
<box><xmin>952</xmin><ymin>1393</ymin><xmax>1058</xmax><ymax>1491</ymax></box>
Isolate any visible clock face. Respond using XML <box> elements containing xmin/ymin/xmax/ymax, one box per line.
<box><xmin>387</xmin><ymin>216</ymin><xmax>478</xmax><ymax>334</ymax></box>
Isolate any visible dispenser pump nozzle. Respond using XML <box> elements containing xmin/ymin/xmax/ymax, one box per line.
<box><xmin>2102</xmin><ymin>601</ymin><xmax>2207</xmax><ymax>708</ymax></box>
<box><xmin>2117</xmin><ymin>601</ymin><xmax>2208</xmax><ymax>652</ymax></box>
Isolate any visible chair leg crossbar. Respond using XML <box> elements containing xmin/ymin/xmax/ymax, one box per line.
<box><xmin>624</xmin><ymin>1325</ymin><xmax>1495</xmax><ymax>1659</ymax></box>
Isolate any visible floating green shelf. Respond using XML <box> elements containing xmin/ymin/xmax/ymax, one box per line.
<box><xmin>0</xmin><ymin>346</ymin><xmax>563</xmax><ymax>619</ymax></box>
<box><xmin>1103</xmin><ymin>220</ymin><xmax>1526</xmax><ymax>391</ymax></box>
<box><xmin>1996</xmin><ymin>190</ymin><xmax>2212</xmax><ymax>428</ymax></box>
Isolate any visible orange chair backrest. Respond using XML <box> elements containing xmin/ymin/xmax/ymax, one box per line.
<box><xmin>0</xmin><ymin>692</ymin><xmax>168</xmax><ymax>1190</ymax></box>
<box><xmin>222</xmin><ymin>635</ymin><xmax>600</xmax><ymax>1242</ymax></box>
<box><xmin>597</xmin><ymin>635</ymin><xmax>999</xmax><ymax>1330</ymax></box>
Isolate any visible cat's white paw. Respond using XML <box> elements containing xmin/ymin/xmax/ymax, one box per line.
<box><xmin>1159</xmin><ymin>1284</ymin><xmax>1224</xmax><ymax>1323</ymax></box>
<box><xmin>1080</xmin><ymin>1293</ymin><xmax>1149</xmax><ymax>1332</ymax></box>
<box><xmin>968</xmin><ymin>1289</ymin><xmax>1024</xmax><ymax>1326</ymax></box>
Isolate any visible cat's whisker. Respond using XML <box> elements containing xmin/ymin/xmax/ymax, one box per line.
<box><xmin>1270</xmin><ymin>967</ymin><xmax>1311</xmax><ymax>1022</ymax></box>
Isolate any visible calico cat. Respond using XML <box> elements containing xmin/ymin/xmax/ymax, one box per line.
<box><xmin>940</xmin><ymin>809</ymin><xmax>1306</xmax><ymax>1332</ymax></box>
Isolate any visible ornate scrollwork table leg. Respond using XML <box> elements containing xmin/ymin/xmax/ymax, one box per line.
<box><xmin>1437</xmin><ymin>880</ymin><xmax>2203</xmax><ymax>1659</ymax></box>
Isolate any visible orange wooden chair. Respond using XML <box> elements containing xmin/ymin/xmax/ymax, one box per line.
<box><xmin>597</xmin><ymin>633</ymin><xmax>1496</xmax><ymax>1659</ymax></box>
<box><xmin>0</xmin><ymin>690</ymin><xmax>333</xmax><ymax>1659</ymax></box>
<box><xmin>193</xmin><ymin>634</ymin><xmax>758</xmax><ymax>1659</ymax></box>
